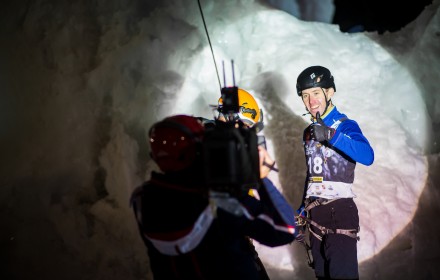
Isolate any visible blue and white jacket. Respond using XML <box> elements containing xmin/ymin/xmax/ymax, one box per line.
<box><xmin>303</xmin><ymin>106</ymin><xmax>374</xmax><ymax>199</ymax></box>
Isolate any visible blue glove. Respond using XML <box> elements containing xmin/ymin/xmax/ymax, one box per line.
<box><xmin>296</xmin><ymin>206</ymin><xmax>306</xmax><ymax>218</ymax></box>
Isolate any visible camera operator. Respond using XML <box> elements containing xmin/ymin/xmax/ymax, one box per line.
<box><xmin>198</xmin><ymin>88</ymin><xmax>263</xmax><ymax>128</ymax></box>
<box><xmin>197</xmin><ymin>88</ymin><xmax>278</xmax><ymax>278</ymax></box>
<box><xmin>197</xmin><ymin>88</ymin><xmax>274</xmax><ymax>183</ymax></box>
<box><xmin>130</xmin><ymin>114</ymin><xmax>300</xmax><ymax>280</ymax></box>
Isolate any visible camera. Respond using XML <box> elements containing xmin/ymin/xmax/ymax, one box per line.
<box><xmin>202</xmin><ymin>86</ymin><xmax>261</xmax><ymax>197</ymax></box>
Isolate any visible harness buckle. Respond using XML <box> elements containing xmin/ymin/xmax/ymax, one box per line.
<box><xmin>295</xmin><ymin>215</ymin><xmax>307</xmax><ymax>227</ymax></box>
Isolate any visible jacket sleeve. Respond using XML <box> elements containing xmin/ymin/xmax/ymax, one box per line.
<box><xmin>240</xmin><ymin>178</ymin><xmax>298</xmax><ymax>247</ymax></box>
<box><xmin>329</xmin><ymin>119</ymin><xmax>374</xmax><ymax>166</ymax></box>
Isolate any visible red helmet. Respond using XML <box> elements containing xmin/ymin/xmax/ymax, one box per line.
<box><xmin>149</xmin><ymin>115</ymin><xmax>204</xmax><ymax>172</ymax></box>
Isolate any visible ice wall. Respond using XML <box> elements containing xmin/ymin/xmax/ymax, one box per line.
<box><xmin>1</xmin><ymin>1</ymin><xmax>439</xmax><ymax>280</ymax></box>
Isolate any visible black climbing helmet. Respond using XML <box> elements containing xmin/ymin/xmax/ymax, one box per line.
<box><xmin>296</xmin><ymin>66</ymin><xmax>336</xmax><ymax>96</ymax></box>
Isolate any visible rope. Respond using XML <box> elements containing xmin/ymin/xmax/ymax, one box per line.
<box><xmin>197</xmin><ymin>0</ymin><xmax>222</xmax><ymax>93</ymax></box>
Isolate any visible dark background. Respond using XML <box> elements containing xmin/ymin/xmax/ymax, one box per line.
<box><xmin>332</xmin><ymin>0</ymin><xmax>433</xmax><ymax>33</ymax></box>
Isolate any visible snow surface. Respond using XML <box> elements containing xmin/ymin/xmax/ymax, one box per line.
<box><xmin>1</xmin><ymin>0</ymin><xmax>439</xmax><ymax>279</ymax></box>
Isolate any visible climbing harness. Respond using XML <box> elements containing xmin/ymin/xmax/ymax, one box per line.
<box><xmin>297</xmin><ymin>198</ymin><xmax>360</xmax><ymax>242</ymax></box>
<box><xmin>295</xmin><ymin>197</ymin><xmax>360</xmax><ymax>269</ymax></box>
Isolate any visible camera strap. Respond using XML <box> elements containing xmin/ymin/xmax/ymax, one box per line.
<box><xmin>263</xmin><ymin>160</ymin><xmax>278</xmax><ymax>172</ymax></box>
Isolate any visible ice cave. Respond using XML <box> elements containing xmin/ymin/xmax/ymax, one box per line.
<box><xmin>2</xmin><ymin>0</ymin><xmax>440</xmax><ymax>279</ymax></box>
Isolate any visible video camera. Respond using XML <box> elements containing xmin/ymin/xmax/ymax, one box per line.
<box><xmin>202</xmin><ymin>61</ymin><xmax>262</xmax><ymax>197</ymax></box>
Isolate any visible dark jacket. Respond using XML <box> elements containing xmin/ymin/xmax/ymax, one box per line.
<box><xmin>131</xmin><ymin>172</ymin><xmax>297</xmax><ymax>280</ymax></box>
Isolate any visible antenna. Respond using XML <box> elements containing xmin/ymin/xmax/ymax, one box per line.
<box><xmin>222</xmin><ymin>60</ymin><xmax>226</xmax><ymax>87</ymax></box>
<box><xmin>220</xmin><ymin>60</ymin><xmax>239</xmax><ymax>116</ymax></box>
<box><xmin>231</xmin><ymin>59</ymin><xmax>236</xmax><ymax>86</ymax></box>
<box><xmin>197</xmin><ymin>0</ymin><xmax>222</xmax><ymax>93</ymax></box>
<box><xmin>221</xmin><ymin>59</ymin><xmax>237</xmax><ymax>87</ymax></box>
